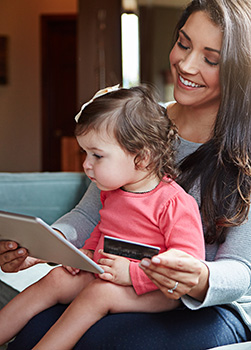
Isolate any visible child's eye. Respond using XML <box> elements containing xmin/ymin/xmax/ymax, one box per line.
<box><xmin>93</xmin><ymin>154</ymin><xmax>102</xmax><ymax>159</ymax></box>
<box><xmin>177</xmin><ymin>41</ymin><xmax>189</xmax><ymax>50</ymax></box>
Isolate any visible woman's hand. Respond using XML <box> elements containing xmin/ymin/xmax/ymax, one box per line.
<box><xmin>98</xmin><ymin>250</ymin><xmax>132</xmax><ymax>286</ymax></box>
<box><xmin>0</xmin><ymin>240</ymin><xmax>42</xmax><ymax>273</ymax></box>
<box><xmin>0</xmin><ymin>229</ymin><xmax>68</xmax><ymax>273</ymax></box>
<box><xmin>140</xmin><ymin>249</ymin><xmax>209</xmax><ymax>301</ymax></box>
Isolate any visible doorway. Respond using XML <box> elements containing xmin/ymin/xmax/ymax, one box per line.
<box><xmin>41</xmin><ymin>15</ymin><xmax>77</xmax><ymax>171</ymax></box>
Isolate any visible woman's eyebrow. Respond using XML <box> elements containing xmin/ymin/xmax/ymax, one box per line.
<box><xmin>180</xmin><ymin>29</ymin><xmax>191</xmax><ymax>42</ymax></box>
<box><xmin>204</xmin><ymin>47</ymin><xmax>221</xmax><ymax>54</ymax></box>
<box><xmin>180</xmin><ymin>29</ymin><xmax>220</xmax><ymax>54</ymax></box>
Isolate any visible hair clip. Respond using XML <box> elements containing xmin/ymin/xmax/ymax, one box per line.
<box><xmin>75</xmin><ymin>84</ymin><xmax>121</xmax><ymax>122</ymax></box>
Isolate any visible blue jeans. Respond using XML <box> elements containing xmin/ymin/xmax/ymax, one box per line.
<box><xmin>7</xmin><ymin>304</ymin><xmax>250</xmax><ymax>350</ymax></box>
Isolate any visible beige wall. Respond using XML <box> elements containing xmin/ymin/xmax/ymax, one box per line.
<box><xmin>0</xmin><ymin>0</ymin><xmax>77</xmax><ymax>172</ymax></box>
<box><xmin>138</xmin><ymin>0</ymin><xmax>189</xmax><ymax>7</ymax></box>
<box><xmin>151</xmin><ymin>7</ymin><xmax>181</xmax><ymax>100</ymax></box>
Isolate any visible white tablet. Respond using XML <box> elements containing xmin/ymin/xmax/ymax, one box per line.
<box><xmin>0</xmin><ymin>211</ymin><xmax>104</xmax><ymax>274</ymax></box>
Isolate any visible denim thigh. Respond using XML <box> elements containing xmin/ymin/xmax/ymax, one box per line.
<box><xmin>7</xmin><ymin>304</ymin><xmax>251</xmax><ymax>350</ymax></box>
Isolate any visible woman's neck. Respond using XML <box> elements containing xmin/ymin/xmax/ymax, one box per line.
<box><xmin>168</xmin><ymin>103</ymin><xmax>218</xmax><ymax>144</ymax></box>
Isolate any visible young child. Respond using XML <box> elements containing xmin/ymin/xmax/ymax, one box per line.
<box><xmin>0</xmin><ymin>85</ymin><xmax>205</xmax><ymax>349</ymax></box>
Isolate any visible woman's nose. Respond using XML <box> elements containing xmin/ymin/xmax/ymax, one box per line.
<box><xmin>179</xmin><ymin>51</ymin><xmax>199</xmax><ymax>75</ymax></box>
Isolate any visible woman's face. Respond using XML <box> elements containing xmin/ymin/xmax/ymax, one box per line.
<box><xmin>169</xmin><ymin>11</ymin><xmax>222</xmax><ymax>110</ymax></box>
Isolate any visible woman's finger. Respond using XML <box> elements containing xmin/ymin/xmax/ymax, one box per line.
<box><xmin>141</xmin><ymin>249</ymin><xmax>202</xmax><ymax>276</ymax></box>
<box><xmin>141</xmin><ymin>260</ymin><xmax>200</xmax><ymax>289</ymax></box>
<box><xmin>0</xmin><ymin>241</ymin><xmax>18</xmax><ymax>254</ymax></box>
<box><xmin>153</xmin><ymin>278</ymin><xmax>185</xmax><ymax>299</ymax></box>
<box><xmin>2</xmin><ymin>255</ymin><xmax>28</xmax><ymax>273</ymax></box>
<box><xmin>0</xmin><ymin>246</ymin><xmax>27</xmax><ymax>266</ymax></box>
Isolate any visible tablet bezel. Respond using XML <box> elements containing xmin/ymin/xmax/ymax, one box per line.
<box><xmin>0</xmin><ymin>211</ymin><xmax>103</xmax><ymax>274</ymax></box>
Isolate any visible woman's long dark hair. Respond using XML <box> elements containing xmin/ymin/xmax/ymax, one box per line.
<box><xmin>175</xmin><ymin>0</ymin><xmax>251</xmax><ymax>244</ymax></box>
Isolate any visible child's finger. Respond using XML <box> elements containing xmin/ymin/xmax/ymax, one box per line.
<box><xmin>98</xmin><ymin>257</ymin><xmax>113</xmax><ymax>266</ymax></box>
<box><xmin>63</xmin><ymin>266</ymin><xmax>80</xmax><ymax>275</ymax></box>
<box><xmin>98</xmin><ymin>272</ymin><xmax>113</xmax><ymax>281</ymax></box>
<box><xmin>98</xmin><ymin>249</ymin><xmax>115</xmax><ymax>259</ymax></box>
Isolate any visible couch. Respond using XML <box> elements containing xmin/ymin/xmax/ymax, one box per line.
<box><xmin>0</xmin><ymin>172</ymin><xmax>250</xmax><ymax>349</ymax></box>
<box><xmin>0</xmin><ymin>172</ymin><xmax>90</xmax><ymax>348</ymax></box>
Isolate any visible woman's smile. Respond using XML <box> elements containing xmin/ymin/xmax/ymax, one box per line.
<box><xmin>178</xmin><ymin>74</ymin><xmax>205</xmax><ymax>89</ymax></box>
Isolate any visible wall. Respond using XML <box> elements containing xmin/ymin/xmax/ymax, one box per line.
<box><xmin>78</xmin><ymin>0</ymin><xmax>122</xmax><ymax>104</ymax></box>
<box><xmin>139</xmin><ymin>5</ymin><xmax>181</xmax><ymax>101</ymax></box>
<box><xmin>152</xmin><ymin>6</ymin><xmax>181</xmax><ymax>100</ymax></box>
<box><xmin>0</xmin><ymin>0</ymin><xmax>77</xmax><ymax>172</ymax></box>
<box><xmin>138</xmin><ymin>0</ymin><xmax>189</xmax><ymax>7</ymax></box>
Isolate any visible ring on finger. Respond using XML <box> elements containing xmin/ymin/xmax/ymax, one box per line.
<box><xmin>167</xmin><ymin>281</ymin><xmax>179</xmax><ymax>294</ymax></box>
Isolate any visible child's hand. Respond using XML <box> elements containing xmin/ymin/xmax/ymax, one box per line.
<box><xmin>62</xmin><ymin>249</ymin><xmax>94</xmax><ymax>275</ymax></box>
<box><xmin>97</xmin><ymin>249</ymin><xmax>132</xmax><ymax>286</ymax></box>
<box><xmin>62</xmin><ymin>265</ymin><xmax>80</xmax><ymax>275</ymax></box>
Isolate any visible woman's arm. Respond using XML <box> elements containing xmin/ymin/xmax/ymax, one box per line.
<box><xmin>140</xmin><ymin>217</ymin><xmax>251</xmax><ymax>307</ymax></box>
<box><xmin>52</xmin><ymin>182</ymin><xmax>102</xmax><ymax>248</ymax></box>
<box><xmin>193</xmin><ymin>218</ymin><xmax>251</xmax><ymax>308</ymax></box>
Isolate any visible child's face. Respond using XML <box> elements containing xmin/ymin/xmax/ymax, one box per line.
<box><xmin>76</xmin><ymin>129</ymin><xmax>145</xmax><ymax>192</ymax></box>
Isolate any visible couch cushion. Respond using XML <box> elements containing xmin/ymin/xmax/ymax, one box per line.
<box><xmin>0</xmin><ymin>172</ymin><xmax>90</xmax><ymax>225</ymax></box>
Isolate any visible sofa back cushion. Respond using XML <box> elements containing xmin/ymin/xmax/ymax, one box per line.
<box><xmin>0</xmin><ymin>172</ymin><xmax>90</xmax><ymax>224</ymax></box>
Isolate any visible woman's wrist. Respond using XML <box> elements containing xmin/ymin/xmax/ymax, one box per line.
<box><xmin>188</xmin><ymin>261</ymin><xmax>209</xmax><ymax>302</ymax></box>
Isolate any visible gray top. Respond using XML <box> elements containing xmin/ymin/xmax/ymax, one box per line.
<box><xmin>53</xmin><ymin>137</ymin><xmax>251</xmax><ymax>330</ymax></box>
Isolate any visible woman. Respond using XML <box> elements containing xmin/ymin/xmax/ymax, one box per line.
<box><xmin>2</xmin><ymin>0</ymin><xmax>251</xmax><ymax>348</ymax></box>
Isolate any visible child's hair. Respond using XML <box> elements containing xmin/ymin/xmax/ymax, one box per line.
<box><xmin>75</xmin><ymin>85</ymin><xmax>179</xmax><ymax>181</ymax></box>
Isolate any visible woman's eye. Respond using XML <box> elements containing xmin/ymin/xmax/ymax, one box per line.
<box><xmin>177</xmin><ymin>41</ymin><xmax>189</xmax><ymax>50</ymax></box>
<box><xmin>204</xmin><ymin>57</ymin><xmax>219</xmax><ymax>66</ymax></box>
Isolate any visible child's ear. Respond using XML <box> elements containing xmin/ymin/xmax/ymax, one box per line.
<box><xmin>136</xmin><ymin>148</ymin><xmax>151</xmax><ymax>169</ymax></box>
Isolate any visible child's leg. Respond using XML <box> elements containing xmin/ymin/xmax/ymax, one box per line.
<box><xmin>0</xmin><ymin>266</ymin><xmax>94</xmax><ymax>345</ymax></box>
<box><xmin>33</xmin><ymin>279</ymin><xmax>180</xmax><ymax>350</ymax></box>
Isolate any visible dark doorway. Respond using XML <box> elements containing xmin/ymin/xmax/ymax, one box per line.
<box><xmin>41</xmin><ymin>15</ymin><xmax>77</xmax><ymax>171</ymax></box>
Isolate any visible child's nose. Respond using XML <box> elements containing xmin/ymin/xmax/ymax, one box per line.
<box><xmin>83</xmin><ymin>156</ymin><xmax>92</xmax><ymax>170</ymax></box>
